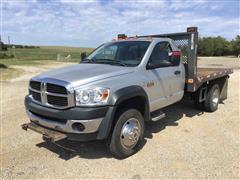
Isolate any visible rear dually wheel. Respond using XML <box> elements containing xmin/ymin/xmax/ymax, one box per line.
<box><xmin>204</xmin><ymin>84</ymin><xmax>220</xmax><ymax>112</ymax></box>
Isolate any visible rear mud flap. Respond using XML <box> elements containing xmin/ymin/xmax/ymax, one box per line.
<box><xmin>22</xmin><ymin>122</ymin><xmax>67</xmax><ymax>142</ymax></box>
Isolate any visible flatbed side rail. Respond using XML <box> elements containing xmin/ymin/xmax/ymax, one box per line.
<box><xmin>196</xmin><ymin>68</ymin><xmax>233</xmax><ymax>90</ymax></box>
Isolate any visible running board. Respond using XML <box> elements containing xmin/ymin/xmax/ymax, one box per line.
<box><xmin>151</xmin><ymin>110</ymin><xmax>166</xmax><ymax>122</ymax></box>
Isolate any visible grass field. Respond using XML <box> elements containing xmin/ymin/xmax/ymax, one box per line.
<box><xmin>0</xmin><ymin>46</ymin><xmax>93</xmax><ymax>80</ymax></box>
<box><xmin>0</xmin><ymin>46</ymin><xmax>93</xmax><ymax>67</ymax></box>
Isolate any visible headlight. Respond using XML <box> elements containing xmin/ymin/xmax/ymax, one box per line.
<box><xmin>75</xmin><ymin>87</ymin><xmax>110</xmax><ymax>106</ymax></box>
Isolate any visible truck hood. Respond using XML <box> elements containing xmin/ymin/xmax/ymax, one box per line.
<box><xmin>34</xmin><ymin>64</ymin><xmax>134</xmax><ymax>87</ymax></box>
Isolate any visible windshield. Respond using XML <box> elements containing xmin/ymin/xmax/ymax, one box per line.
<box><xmin>83</xmin><ymin>41</ymin><xmax>150</xmax><ymax>67</ymax></box>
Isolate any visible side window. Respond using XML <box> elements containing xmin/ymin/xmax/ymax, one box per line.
<box><xmin>148</xmin><ymin>42</ymin><xmax>173</xmax><ymax>67</ymax></box>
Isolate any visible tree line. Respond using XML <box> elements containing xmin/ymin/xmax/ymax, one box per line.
<box><xmin>198</xmin><ymin>35</ymin><xmax>240</xmax><ymax>56</ymax></box>
<box><xmin>0</xmin><ymin>36</ymin><xmax>239</xmax><ymax>57</ymax></box>
<box><xmin>0</xmin><ymin>44</ymin><xmax>40</xmax><ymax>50</ymax></box>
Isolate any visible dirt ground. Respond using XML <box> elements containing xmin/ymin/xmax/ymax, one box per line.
<box><xmin>0</xmin><ymin>57</ymin><xmax>239</xmax><ymax>179</ymax></box>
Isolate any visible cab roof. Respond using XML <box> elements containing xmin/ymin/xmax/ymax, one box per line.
<box><xmin>114</xmin><ymin>37</ymin><xmax>172</xmax><ymax>42</ymax></box>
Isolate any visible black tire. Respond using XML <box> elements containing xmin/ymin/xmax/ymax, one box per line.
<box><xmin>193</xmin><ymin>90</ymin><xmax>204</xmax><ymax>110</ymax></box>
<box><xmin>204</xmin><ymin>84</ymin><xmax>220</xmax><ymax>112</ymax></box>
<box><xmin>194</xmin><ymin>100</ymin><xmax>204</xmax><ymax>110</ymax></box>
<box><xmin>109</xmin><ymin>109</ymin><xmax>145</xmax><ymax>159</ymax></box>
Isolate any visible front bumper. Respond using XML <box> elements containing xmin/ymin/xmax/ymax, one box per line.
<box><xmin>26</xmin><ymin>110</ymin><xmax>103</xmax><ymax>134</ymax></box>
<box><xmin>24</xmin><ymin>95</ymin><xmax>116</xmax><ymax>141</ymax></box>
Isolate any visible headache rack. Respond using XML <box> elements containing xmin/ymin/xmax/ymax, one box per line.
<box><xmin>129</xmin><ymin>27</ymin><xmax>199</xmax><ymax>92</ymax></box>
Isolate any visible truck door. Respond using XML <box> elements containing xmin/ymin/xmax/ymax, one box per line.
<box><xmin>145</xmin><ymin>41</ymin><xmax>185</xmax><ymax>112</ymax></box>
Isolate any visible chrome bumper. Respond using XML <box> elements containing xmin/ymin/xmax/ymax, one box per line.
<box><xmin>26</xmin><ymin>110</ymin><xmax>103</xmax><ymax>134</ymax></box>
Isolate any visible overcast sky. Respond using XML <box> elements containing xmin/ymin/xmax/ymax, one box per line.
<box><xmin>1</xmin><ymin>0</ymin><xmax>239</xmax><ymax>47</ymax></box>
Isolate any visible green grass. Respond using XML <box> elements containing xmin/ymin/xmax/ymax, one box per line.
<box><xmin>6</xmin><ymin>46</ymin><xmax>93</xmax><ymax>61</ymax></box>
<box><xmin>0</xmin><ymin>46</ymin><xmax>94</xmax><ymax>68</ymax></box>
<box><xmin>0</xmin><ymin>46</ymin><xmax>94</xmax><ymax>80</ymax></box>
<box><xmin>0</xmin><ymin>59</ymin><xmax>43</xmax><ymax>66</ymax></box>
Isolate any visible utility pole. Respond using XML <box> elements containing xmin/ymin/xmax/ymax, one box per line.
<box><xmin>0</xmin><ymin>35</ymin><xmax>2</xmax><ymax>51</ymax></box>
<box><xmin>8</xmin><ymin>36</ymin><xmax>10</xmax><ymax>45</ymax></box>
<box><xmin>8</xmin><ymin>36</ymin><xmax>11</xmax><ymax>56</ymax></box>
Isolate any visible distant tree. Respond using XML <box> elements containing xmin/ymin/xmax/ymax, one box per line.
<box><xmin>198</xmin><ymin>36</ymin><xmax>230</xmax><ymax>56</ymax></box>
<box><xmin>229</xmin><ymin>35</ymin><xmax>240</xmax><ymax>56</ymax></box>
<box><xmin>213</xmin><ymin>36</ymin><xmax>230</xmax><ymax>56</ymax></box>
<box><xmin>0</xmin><ymin>41</ymin><xmax>8</xmax><ymax>51</ymax></box>
<box><xmin>2</xmin><ymin>44</ymin><xmax>8</xmax><ymax>51</ymax></box>
<box><xmin>198</xmin><ymin>37</ymin><xmax>214</xmax><ymax>56</ymax></box>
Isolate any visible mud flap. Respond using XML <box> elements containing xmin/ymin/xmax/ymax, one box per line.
<box><xmin>219</xmin><ymin>76</ymin><xmax>229</xmax><ymax>101</ymax></box>
<box><xmin>22</xmin><ymin>122</ymin><xmax>67</xmax><ymax>142</ymax></box>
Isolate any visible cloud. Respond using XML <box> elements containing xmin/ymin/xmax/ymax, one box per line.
<box><xmin>1</xmin><ymin>0</ymin><xmax>239</xmax><ymax>47</ymax></box>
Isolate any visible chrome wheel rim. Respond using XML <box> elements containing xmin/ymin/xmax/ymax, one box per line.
<box><xmin>212</xmin><ymin>88</ymin><xmax>219</xmax><ymax>107</ymax></box>
<box><xmin>120</xmin><ymin>118</ymin><xmax>141</xmax><ymax>149</ymax></box>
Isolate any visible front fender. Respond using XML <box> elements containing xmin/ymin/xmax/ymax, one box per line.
<box><xmin>109</xmin><ymin>85</ymin><xmax>149</xmax><ymax>106</ymax></box>
<box><xmin>97</xmin><ymin>85</ymin><xmax>150</xmax><ymax>139</ymax></box>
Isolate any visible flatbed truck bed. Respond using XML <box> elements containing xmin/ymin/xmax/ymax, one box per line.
<box><xmin>195</xmin><ymin>67</ymin><xmax>233</xmax><ymax>88</ymax></box>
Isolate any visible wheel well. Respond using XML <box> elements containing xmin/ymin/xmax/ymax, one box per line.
<box><xmin>193</xmin><ymin>76</ymin><xmax>229</xmax><ymax>103</ymax></box>
<box><xmin>109</xmin><ymin>96</ymin><xmax>147</xmax><ymax>135</ymax></box>
<box><xmin>116</xmin><ymin>96</ymin><xmax>146</xmax><ymax>117</ymax></box>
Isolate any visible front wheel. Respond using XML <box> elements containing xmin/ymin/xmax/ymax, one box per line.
<box><xmin>204</xmin><ymin>84</ymin><xmax>220</xmax><ymax>112</ymax></box>
<box><xmin>109</xmin><ymin>109</ymin><xmax>144</xmax><ymax>159</ymax></box>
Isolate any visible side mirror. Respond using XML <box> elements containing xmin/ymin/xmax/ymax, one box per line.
<box><xmin>146</xmin><ymin>60</ymin><xmax>172</xmax><ymax>69</ymax></box>
<box><xmin>169</xmin><ymin>51</ymin><xmax>181</xmax><ymax>57</ymax></box>
<box><xmin>168</xmin><ymin>51</ymin><xmax>181</xmax><ymax>66</ymax></box>
<box><xmin>80</xmin><ymin>52</ymin><xmax>87</xmax><ymax>61</ymax></box>
<box><xmin>146</xmin><ymin>62</ymin><xmax>158</xmax><ymax>69</ymax></box>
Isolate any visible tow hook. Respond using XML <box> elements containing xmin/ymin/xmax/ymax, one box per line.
<box><xmin>22</xmin><ymin>123</ymin><xmax>29</xmax><ymax>131</ymax></box>
<box><xmin>21</xmin><ymin>122</ymin><xmax>67</xmax><ymax>142</ymax></box>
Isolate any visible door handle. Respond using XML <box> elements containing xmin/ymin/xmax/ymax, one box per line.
<box><xmin>174</xmin><ymin>70</ymin><xmax>181</xmax><ymax>75</ymax></box>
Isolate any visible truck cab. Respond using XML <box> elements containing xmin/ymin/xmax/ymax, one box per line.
<box><xmin>82</xmin><ymin>38</ymin><xmax>185</xmax><ymax>111</ymax></box>
<box><xmin>22</xmin><ymin>27</ymin><xmax>232</xmax><ymax>159</ymax></box>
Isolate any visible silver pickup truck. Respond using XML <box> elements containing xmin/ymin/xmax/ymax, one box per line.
<box><xmin>22</xmin><ymin>27</ymin><xmax>233</xmax><ymax>159</ymax></box>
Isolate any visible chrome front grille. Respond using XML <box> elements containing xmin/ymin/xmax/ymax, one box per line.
<box><xmin>29</xmin><ymin>89</ymin><xmax>41</xmax><ymax>102</ymax></box>
<box><xmin>47</xmin><ymin>95</ymin><xmax>68</xmax><ymax>106</ymax></box>
<box><xmin>29</xmin><ymin>80</ymin><xmax>74</xmax><ymax>109</ymax></box>
<box><xmin>30</xmin><ymin>81</ymin><xmax>41</xmax><ymax>91</ymax></box>
<box><xmin>46</xmin><ymin>83</ymin><xmax>67</xmax><ymax>94</ymax></box>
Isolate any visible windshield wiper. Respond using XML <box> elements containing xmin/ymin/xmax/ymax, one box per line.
<box><xmin>81</xmin><ymin>58</ymin><xmax>94</xmax><ymax>63</ymax></box>
<box><xmin>94</xmin><ymin>59</ymin><xmax>127</xmax><ymax>67</ymax></box>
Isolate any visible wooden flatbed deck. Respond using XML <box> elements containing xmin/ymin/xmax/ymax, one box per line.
<box><xmin>196</xmin><ymin>68</ymin><xmax>233</xmax><ymax>84</ymax></box>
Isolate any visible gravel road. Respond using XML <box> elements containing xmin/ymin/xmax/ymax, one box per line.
<box><xmin>0</xmin><ymin>58</ymin><xmax>239</xmax><ymax>179</ymax></box>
